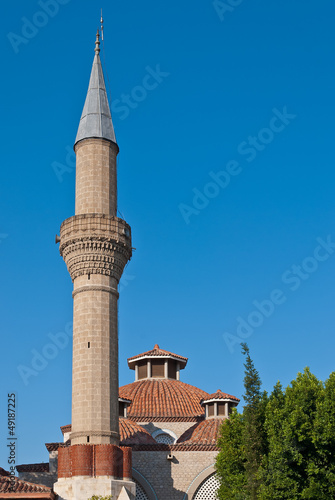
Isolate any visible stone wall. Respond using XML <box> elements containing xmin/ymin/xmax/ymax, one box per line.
<box><xmin>18</xmin><ymin>472</ymin><xmax>57</xmax><ymax>489</ymax></box>
<box><xmin>132</xmin><ymin>450</ymin><xmax>217</xmax><ymax>500</ymax></box>
<box><xmin>137</xmin><ymin>421</ymin><xmax>198</xmax><ymax>441</ymax></box>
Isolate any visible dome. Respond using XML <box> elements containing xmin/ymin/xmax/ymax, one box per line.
<box><xmin>119</xmin><ymin>418</ymin><xmax>156</xmax><ymax>445</ymax></box>
<box><xmin>119</xmin><ymin>378</ymin><xmax>209</xmax><ymax>421</ymax></box>
<box><xmin>177</xmin><ymin>418</ymin><xmax>223</xmax><ymax>445</ymax></box>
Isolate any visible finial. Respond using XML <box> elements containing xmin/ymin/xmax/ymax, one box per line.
<box><xmin>100</xmin><ymin>9</ymin><xmax>104</xmax><ymax>41</ymax></box>
<box><xmin>95</xmin><ymin>29</ymin><xmax>100</xmax><ymax>54</ymax></box>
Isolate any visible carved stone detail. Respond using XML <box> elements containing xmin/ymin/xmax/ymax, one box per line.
<box><xmin>59</xmin><ymin>214</ymin><xmax>132</xmax><ymax>282</ymax></box>
<box><xmin>70</xmin><ymin>430</ymin><xmax>119</xmax><ymax>440</ymax></box>
<box><xmin>72</xmin><ymin>285</ymin><xmax>119</xmax><ymax>298</ymax></box>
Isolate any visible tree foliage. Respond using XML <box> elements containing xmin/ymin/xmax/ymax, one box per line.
<box><xmin>87</xmin><ymin>496</ymin><xmax>113</xmax><ymax>500</ymax></box>
<box><xmin>259</xmin><ymin>368</ymin><xmax>323</xmax><ymax>499</ymax></box>
<box><xmin>216</xmin><ymin>344</ymin><xmax>335</xmax><ymax>499</ymax></box>
<box><xmin>241</xmin><ymin>343</ymin><xmax>268</xmax><ymax>499</ymax></box>
<box><xmin>216</xmin><ymin>409</ymin><xmax>247</xmax><ymax>499</ymax></box>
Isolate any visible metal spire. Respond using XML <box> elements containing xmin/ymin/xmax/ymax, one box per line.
<box><xmin>100</xmin><ymin>9</ymin><xmax>104</xmax><ymax>41</ymax></box>
<box><xmin>95</xmin><ymin>29</ymin><xmax>100</xmax><ymax>54</ymax></box>
<box><xmin>74</xmin><ymin>27</ymin><xmax>116</xmax><ymax>146</ymax></box>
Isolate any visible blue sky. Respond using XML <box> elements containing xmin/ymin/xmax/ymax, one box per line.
<box><xmin>1</xmin><ymin>0</ymin><xmax>335</xmax><ymax>467</ymax></box>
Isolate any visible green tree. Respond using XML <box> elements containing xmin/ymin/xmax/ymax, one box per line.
<box><xmin>216</xmin><ymin>409</ymin><xmax>248</xmax><ymax>499</ymax></box>
<box><xmin>258</xmin><ymin>381</ymin><xmax>289</xmax><ymax>499</ymax></box>
<box><xmin>241</xmin><ymin>343</ymin><xmax>267</xmax><ymax>500</ymax></box>
<box><xmin>216</xmin><ymin>343</ymin><xmax>267</xmax><ymax>499</ymax></box>
<box><xmin>259</xmin><ymin>368</ymin><xmax>323</xmax><ymax>499</ymax></box>
<box><xmin>217</xmin><ymin>348</ymin><xmax>335</xmax><ymax>499</ymax></box>
<box><xmin>308</xmin><ymin>371</ymin><xmax>335</xmax><ymax>498</ymax></box>
<box><xmin>88</xmin><ymin>496</ymin><xmax>113</xmax><ymax>500</ymax></box>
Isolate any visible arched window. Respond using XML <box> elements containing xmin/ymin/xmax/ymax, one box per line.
<box><xmin>193</xmin><ymin>473</ymin><xmax>220</xmax><ymax>499</ymax></box>
<box><xmin>135</xmin><ymin>480</ymin><xmax>150</xmax><ymax>500</ymax></box>
<box><xmin>154</xmin><ymin>432</ymin><xmax>175</xmax><ymax>444</ymax></box>
<box><xmin>132</xmin><ymin>469</ymin><xmax>157</xmax><ymax>500</ymax></box>
<box><xmin>151</xmin><ymin>428</ymin><xmax>177</xmax><ymax>444</ymax></box>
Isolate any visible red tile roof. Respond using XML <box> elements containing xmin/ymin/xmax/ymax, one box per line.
<box><xmin>57</xmin><ymin>419</ymin><xmax>156</xmax><ymax>446</ymax></box>
<box><xmin>202</xmin><ymin>389</ymin><xmax>240</xmax><ymax>402</ymax></box>
<box><xmin>128</xmin><ymin>345</ymin><xmax>188</xmax><ymax>368</ymax></box>
<box><xmin>177</xmin><ymin>418</ymin><xmax>224</xmax><ymax>445</ymax></box>
<box><xmin>119</xmin><ymin>379</ymin><xmax>209</xmax><ymax>420</ymax></box>
<box><xmin>128</xmin><ymin>416</ymin><xmax>202</xmax><ymax>422</ymax></box>
<box><xmin>15</xmin><ymin>463</ymin><xmax>49</xmax><ymax>473</ymax></box>
<box><xmin>60</xmin><ymin>425</ymin><xmax>71</xmax><ymax>435</ymax></box>
<box><xmin>132</xmin><ymin>443</ymin><xmax>218</xmax><ymax>451</ymax></box>
<box><xmin>45</xmin><ymin>443</ymin><xmax>61</xmax><ymax>452</ymax></box>
<box><xmin>119</xmin><ymin>418</ymin><xmax>157</xmax><ymax>445</ymax></box>
<box><xmin>0</xmin><ymin>475</ymin><xmax>55</xmax><ymax>498</ymax></box>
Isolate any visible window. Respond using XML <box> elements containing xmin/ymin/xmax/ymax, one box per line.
<box><xmin>168</xmin><ymin>360</ymin><xmax>176</xmax><ymax>379</ymax></box>
<box><xmin>135</xmin><ymin>480</ymin><xmax>150</xmax><ymax>500</ymax></box>
<box><xmin>138</xmin><ymin>361</ymin><xmax>147</xmax><ymax>380</ymax></box>
<box><xmin>193</xmin><ymin>473</ymin><xmax>220</xmax><ymax>499</ymax></box>
<box><xmin>208</xmin><ymin>403</ymin><xmax>215</xmax><ymax>417</ymax></box>
<box><xmin>218</xmin><ymin>403</ymin><xmax>226</xmax><ymax>416</ymax></box>
<box><xmin>151</xmin><ymin>360</ymin><xmax>165</xmax><ymax>378</ymax></box>
<box><xmin>155</xmin><ymin>432</ymin><xmax>175</xmax><ymax>445</ymax></box>
<box><xmin>152</xmin><ymin>428</ymin><xmax>177</xmax><ymax>444</ymax></box>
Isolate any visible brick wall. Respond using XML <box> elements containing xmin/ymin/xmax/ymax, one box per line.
<box><xmin>133</xmin><ymin>450</ymin><xmax>217</xmax><ymax>500</ymax></box>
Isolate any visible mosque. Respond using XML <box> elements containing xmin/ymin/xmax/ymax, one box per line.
<box><xmin>0</xmin><ymin>28</ymin><xmax>239</xmax><ymax>500</ymax></box>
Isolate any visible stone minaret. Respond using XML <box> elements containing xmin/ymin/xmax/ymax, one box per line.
<box><xmin>54</xmin><ymin>32</ymin><xmax>135</xmax><ymax>500</ymax></box>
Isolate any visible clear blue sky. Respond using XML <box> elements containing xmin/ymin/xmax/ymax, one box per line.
<box><xmin>1</xmin><ymin>0</ymin><xmax>335</xmax><ymax>467</ymax></box>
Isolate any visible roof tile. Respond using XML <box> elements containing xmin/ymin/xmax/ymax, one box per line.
<box><xmin>128</xmin><ymin>345</ymin><xmax>188</xmax><ymax>365</ymax></box>
<box><xmin>177</xmin><ymin>418</ymin><xmax>223</xmax><ymax>445</ymax></box>
<box><xmin>0</xmin><ymin>475</ymin><xmax>53</xmax><ymax>496</ymax></box>
<box><xmin>203</xmin><ymin>389</ymin><xmax>240</xmax><ymax>402</ymax></box>
<box><xmin>119</xmin><ymin>379</ymin><xmax>208</xmax><ymax>420</ymax></box>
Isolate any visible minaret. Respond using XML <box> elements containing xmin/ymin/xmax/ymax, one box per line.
<box><xmin>54</xmin><ymin>31</ymin><xmax>135</xmax><ymax>500</ymax></box>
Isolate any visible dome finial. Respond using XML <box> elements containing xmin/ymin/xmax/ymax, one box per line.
<box><xmin>95</xmin><ymin>29</ymin><xmax>100</xmax><ymax>54</ymax></box>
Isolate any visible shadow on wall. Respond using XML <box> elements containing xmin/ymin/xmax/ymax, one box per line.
<box><xmin>133</xmin><ymin>461</ymin><xmax>185</xmax><ymax>500</ymax></box>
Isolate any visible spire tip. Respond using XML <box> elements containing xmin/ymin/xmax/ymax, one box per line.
<box><xmin>95</xmin><ymin>29</ymin><xmax>100</xmax><ymax>54</ymax></box>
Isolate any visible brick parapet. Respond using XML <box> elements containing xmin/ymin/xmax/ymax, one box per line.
<box><xmin>58</xmin><ymin>444</ymin><xmax>132</xmax><ymax>480</ymax></box>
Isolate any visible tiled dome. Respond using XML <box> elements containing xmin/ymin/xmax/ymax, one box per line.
<box><xmin>119</xmin><ymin>379</ymin><xmax>209</xmax><ymax>421</ymax></box>
<box><xmin>177</xmin><ymin>418</ymin><xmax>223</xmax><ymax>445</ymax></box>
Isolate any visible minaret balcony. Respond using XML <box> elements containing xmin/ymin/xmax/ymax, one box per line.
<box><xmin>59</xmin><ymin>213</ymin><xmax>132</xmax><ymax>282</ymax></box>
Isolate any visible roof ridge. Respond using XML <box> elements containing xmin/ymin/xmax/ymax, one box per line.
<box><xmin>127</xmin><ymin>345</ymin><xmax>188</xmax><ymax>363</ymax></box>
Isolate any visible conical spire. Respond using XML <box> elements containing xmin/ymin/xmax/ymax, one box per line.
<box><xmin>75</xmin><ymin>30</ymin><xmax>116</xmax><ymax>145</ymax></box>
